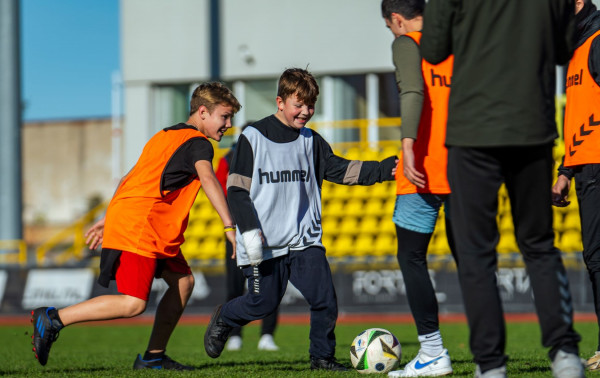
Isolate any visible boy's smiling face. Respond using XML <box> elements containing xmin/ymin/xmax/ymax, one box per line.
<box><xmin>275</xmin><ymin>93</ymin><xmax>315</xmax><ymax>130</ymax></box>
<box><xmin>200</xmin><ymin>104</ymin><xmax>234</xmax><ymax>141</ymax></box>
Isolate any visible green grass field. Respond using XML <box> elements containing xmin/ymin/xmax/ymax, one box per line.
<box><xmin>1</xmin><ymin>319</ymin><xmax>597</xmax><ymax>377</ymax></box>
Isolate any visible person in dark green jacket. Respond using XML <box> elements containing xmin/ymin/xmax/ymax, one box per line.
<box><xmin>420</xmin><ymin>1</ymin><xmax>582</xmax><ymax>378</ymax></box>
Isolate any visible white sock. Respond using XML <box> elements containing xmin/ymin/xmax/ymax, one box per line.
<box><xmin>418</xmin><ymin>331</ymin><xmax>444</xmax><ymax>357</ymax></box>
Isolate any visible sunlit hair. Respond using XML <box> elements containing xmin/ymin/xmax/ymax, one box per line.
<box><xmin>189</xmin><ymin>82</ymin><xmax>241</xmax><ymax>116</ymax></box>
<box><xmin>381</xmin><ymin>0</ymin><xmax>424</xmax><ymax>20</ymax></box>
<box><xmin>277</xmin><ymin>68</ymin><xmax>319</xmax><ymax>106</ymax></box>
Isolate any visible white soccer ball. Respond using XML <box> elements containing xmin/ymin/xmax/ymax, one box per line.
<box><xmin>350</xmin><ymin>328</ymin><xmax>402</xmax><ymax>374</ymax></box>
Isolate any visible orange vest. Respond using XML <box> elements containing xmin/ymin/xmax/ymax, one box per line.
<box><xmin>396</xmin><ymin>32</ymin><xmax>453</xmax><ymax>195</ymax></box>
<box><xmin>102</xmin><ymin>127</ymin><xmax>206</xmax><ymax>258</ymax></box>
<box><xmin>564</xmin><ymin>29</ymin><xmax>600</xmax><ymax>167</ymax></box>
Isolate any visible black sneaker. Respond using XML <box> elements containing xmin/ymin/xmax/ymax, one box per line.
<box><xmin>310</xmin><ymin>356</ymin><xmax>349</xmax><ymax>371</ymax></box>
<box><xmin>133</xmin><ymin>354</ymin><xmax>194</xmax><ymax>370</ymax></box>
<box><xmin>204</xmin><ymin>304</ymin><xmax>233</xmax><ymax>358</ymax></box>
<box><xmin>31</xmin><ymin>307</ymin><xmax>63</xmax><ymax>366</ymax></box>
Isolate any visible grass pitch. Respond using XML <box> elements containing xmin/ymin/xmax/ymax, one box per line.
<box><xmin>1</xmin><ymin>318</ymin><xmax>597</xmax><ymax>377</ymax></box>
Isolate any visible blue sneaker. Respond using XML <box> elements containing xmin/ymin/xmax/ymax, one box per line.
<box><xmin>31</xmin><ymin>307</ymin><xmax>63</xmax><ymax>366</ymax></box>
<box><xmin>133</xmin><ymin>354</ymin><xmax>194</xmax><ymax>370</ymax></box>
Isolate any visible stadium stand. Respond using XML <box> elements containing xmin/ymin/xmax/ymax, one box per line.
<box><xmin>180</xmin><ymin>138</ymin><xmax>583</xmax><ymax>266</ymax></box>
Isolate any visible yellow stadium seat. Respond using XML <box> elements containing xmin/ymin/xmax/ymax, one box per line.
<box><xmin>497</xmin><ymin>232</ymin><xmax>518</xmax><ymax>254</ymax></box>
<box><xmin>374</xmin><ymin>233</ymin><xmax>396</xmax><ymax>256</ymax></box>
<box><xmin>360</xmin><ymin>216</ymin><xmax>379</xmax><ymax>234</ymax></box>
<box><xmin>558</xmin><ymin>229</ymin><xmax>583</xmax><ymax>252</ymax></box>
<box><xmin>365</xmin><ymin>199</ymin><xmax>385</xmax><ymax>217</ymax></box>
<box><xmin>324</xmin><ymin>198</ymin><xmax>345</xmax><ymax>217</ymax></box>
<box><xmin>321</xmin><ymin>217</ymin><xmax>339</xmax><ymax>235</ymax></box>
<box><xmin>382</xmin><ymin>145</ymin><xmax>400</xmax><ymax>158</ymax></box>
<box><xmin>553</xmin><ymin>211</ymin><xmax>565</xmax><ymax>231</ymax></box>
<box><xmin>344</xmin><ymin>147</ymin><xmax>362</xmax><ymax>160</ymax></box>
<box><xmin>331</xmin><ymin>235</ymin><xmax>354</xmax><ymax>257</ymax></box>
<box><xmin>339</xmin><ymin>217</ymin><xmax>361</xmax><ymax>235</ymax></box>
<box><xmin>498</xmin><ymin>215</ymin><xmax>514</xmax><ymax>233</ymax></box>
<box><xmin>345</xmin><ymin>199</ymin><xmax>365</xmax><ymax>216</ymax></box>
<box><xmin>428</xmin><ymin>233</ymin><xmax>451</xmax><ymax>255</ymax></box>
<box><xmin>563</xmin><ymin>211</ymin><xmax>581</xmax><ymax>231</ymax></box>
<box><xmin>355</xmin><ymin>234</ymin><xmax>375</xmax><ymax>255</ymax></box>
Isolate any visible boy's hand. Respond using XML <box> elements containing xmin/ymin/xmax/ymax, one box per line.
<box><xmin>551</xmin><ymin>175</ymin><xmax>571</xmax><ymax>207</ymax></box>
<box><xmin>225</xmin><ymin>228</ymin><xmax>237</xmax><ymax>259</ymax></box>
<box><xmin>85</xmin><ymin>217</ymin><xmax>106</xmax><ymax>250</ymax></box>
<box><xmin>242</xmin><ymin>229</ymin><xmax>263</xmax><ymax>266</ymax></box>
<box><xmin>379</xmin><ymin>155</ymin><xmax>399</xmax><ymax>181</ymax></box>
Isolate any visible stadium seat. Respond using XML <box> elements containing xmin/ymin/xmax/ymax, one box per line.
<box><xmin>331</xmin><ymin>235</ymin><xmax>354</xmax><ymax>257</ymax></box>
<box><xmin>497</xmin><ymin>232</ymin><xmax>518</xmax><ymax>254</ymax></box>
<box><xmin>360</xmin><ymin>216</ymin><xmax>379</xmax><ymax>234</ymax></box>
<box><xmin>428</xmin><ymin>233</ymin><xmax>451</xmax><ymax>255</ymax></box>
<box><xmin>339</xmin><ymin>217</ymin><xmax>361</xmax><ymax>235</ymax></box>
<box><xmin>374</xmin><ymin>233</ymin><xmax>396</xmax><ymax>256</ymax></box>
<box><xmin>355</xmin><ymin>234</ymin><xmax>375</xmax><ymax>255</ymax></box>
<box><xmin>558</xmin><ymin>230</ymin><xmax>583</xmax><ymax>252</ymax></box>
<box><xmin>563</xmin><ymin>211</ymin><xmax>581</xmax><ymax>231</ymax></box>
<box><xmin>345</xmin><ymin>199</ymin><xmax>365</xmax><ymax>216</ymax></box>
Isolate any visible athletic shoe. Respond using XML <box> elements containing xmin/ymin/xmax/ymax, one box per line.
<box><xmin>551</xmin><ymin>350</ymin><xmax>584</xmax><ymax>378</ymax></box>
<box><xmin>310</xmin><ymin>356</ymin><xmax>349</xmax><ymax>371</ymax></box>
<box><xmin>388</xmin><ymin>348</ymin><xmax>452</xmax><ymax>377</ymax></box>
<box><xmin>257</xmin><ymin>334</ymin><xmax>279</xmax><ymax>351</ymax></box>
<box><xmin>586</xmin><ymin>351</ymin><xmax>600</xmax><ymax>371</ymax></box>
<box><xmin>204</xmin><ymin>304</ymin><xmax>233</xmax><ymax>358</ymax></box>
<box><xmin>133</xmin><ymin>354</ymin><xmax>194</xmax><ymax>370</ymax></box>
<box><xmin>31</xmin><ymin>307</ymin><xmax>63</xmax><ymax>366</ymax></box>
<box><xmin>226</xmin><ymin>335</ymin><xmax>242</xmax><ymax>351</ymax></box>
<box><xmin>474</xmin><ymin>365</ymin><xmax>506</xmax><ymax>378</ymax></box>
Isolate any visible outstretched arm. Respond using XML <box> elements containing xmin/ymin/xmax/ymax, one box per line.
<box><xmin>314</xmin><ymin>132</ymin><xmax>397</xmax><ymax>186</ymax></box>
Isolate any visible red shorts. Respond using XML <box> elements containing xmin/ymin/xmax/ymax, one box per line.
<box><xmin>113</xmin><ymin>250</ymin><xmax>192</xmax><ymax>301</ymax></box>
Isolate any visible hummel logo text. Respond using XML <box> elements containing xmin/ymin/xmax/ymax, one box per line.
<box><xmin>258</xmin><ymin>168</ymin><xmax>310</xmax><ymax>184</ymax></box>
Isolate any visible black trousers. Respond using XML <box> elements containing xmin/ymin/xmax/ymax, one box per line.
<box><xmin>447</xmin><ymin>145</ymin><xmax>580</xmax><ymax>372</ymax></box>
<box><xmin>395</xmin><ymin>218</ymin><xmax>456</xmax><ymax>336</ymax></box>
<box><xmin>220</xmin><ymin>246</ymin><xmax>338</xmax><ymax>359</ymax></box>
<box><xmin>225</xmin><ymin>238</ymin><xmax>278</xmax><ymax>337</ymax></box>
<box><xmin>574</xmin><ymin>163</ymin><xmax>600</xmax><ymax>350</ymax></box>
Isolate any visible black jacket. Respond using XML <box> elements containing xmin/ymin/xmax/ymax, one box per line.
<box><xmin>421</xmin><ymin>0</ymin><xmax>576</xmax><ymax>148</ymax></box>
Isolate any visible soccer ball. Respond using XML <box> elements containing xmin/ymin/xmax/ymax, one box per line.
<box><xmin>350</xmin><ymin>328</ymin><xmax>401</xmax><ymax>374</ymax></box>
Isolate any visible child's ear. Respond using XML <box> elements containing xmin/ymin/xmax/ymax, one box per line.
<box><xmin>198</xmin><ymin>105</ymin><xmax>208</xmax><ymax>119</ymax></box>
<box><xmin>276</xmin><ymin>96</ymin><xmax>284</xmax><ymax>112</ymax></box>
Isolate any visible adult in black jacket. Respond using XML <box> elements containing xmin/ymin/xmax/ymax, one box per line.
<box><xmin>421</xmin><ymin>1</ymin><xmax>582</xmax><ymax>377</ymax></box>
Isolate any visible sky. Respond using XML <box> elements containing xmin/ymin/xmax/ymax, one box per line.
<box><xmin>20</xmin><ymin>0</ymin><xmax>120</xmax><ymax>121</ymax></box>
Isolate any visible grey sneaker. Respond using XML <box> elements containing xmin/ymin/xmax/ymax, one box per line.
<box><xmin>552</xmin><ymin>350</ymin><xmax>584</xmax><ymax>378</ymax></box>
<box><xmin>474</xmin><ymin>365</ymin><xmax>507</xmax><ymax>378</ymax></box>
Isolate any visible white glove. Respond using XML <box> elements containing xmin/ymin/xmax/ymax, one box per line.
<box><xmin>242</xmin><ymin>229</ymin><xmax>263</xmax><ymax>266</ymax></box>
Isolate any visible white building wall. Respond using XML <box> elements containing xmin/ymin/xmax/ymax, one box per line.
<box><xmin>121</xmin><ymin>0</ymin><xmax>211</xmax><ymax>83</ymax></box>
<box><xmin>220</xmin><ymin>0</ymin><xmax>394</xmax><ymax>79</ymax></box>
<box><xmin>120</xmin><ymin>0</ymin><xmax>397</xmax><ymax>174</ymax></box>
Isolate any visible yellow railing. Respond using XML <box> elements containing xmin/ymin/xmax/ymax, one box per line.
<box><xmin>35</xmin><ymin>202</ymin><xmax>108</xmax><ymax>265</ymax></box>
<box><xmin>0</xmin><ymin>239</ymin><xmax>28</xmax><ymax>265</ymax></box>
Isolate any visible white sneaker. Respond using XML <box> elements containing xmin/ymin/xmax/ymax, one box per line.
<box><xmin>226</xmin><ymin>335</ymin><xmax>242</xmax><ymax>351</ymax></box>
<box><xmin>257</xmin><ymin>334</ymin><xmax>279</xmax><ymax>351</ymax></box>
<box><xmin>388</xmin><ymin>349</ymin><xmax>452</xmax><ymax>377</ymax></box>
<box><xmin>474</xmin><ymin>365</ymin><xmax>507</xmax><ymax>378</ymax></box>
<box><xmin>552</xmin><ymin>350</ymin><xmax>584</xmax><ymax>378</ymax></box>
